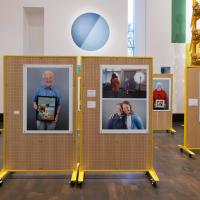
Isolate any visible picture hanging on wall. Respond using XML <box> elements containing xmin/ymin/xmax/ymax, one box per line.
<box><xmin>153</xmin><ymin>78</ymin><xmax>171</xmax><ymax>111</ymax></box>
<box><xmin>23</xmin><ymin>64</ymin><xmax>73</xmax><ymax>134</ymax></box>
<box><xmin>100</xmin><ymin>65</ymin><xmax>149</xmax><ymax>134</ymax></box>
<box><xmin>161</xmin><ymin>66</ymin><xmax>171</xmax><ymax>74</ymax></box>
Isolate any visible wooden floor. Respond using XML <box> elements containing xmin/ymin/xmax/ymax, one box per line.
<box><xmin>0</xmin><ymin>123</ymin><xmax>200</xmax><ymax>200</ymax></box>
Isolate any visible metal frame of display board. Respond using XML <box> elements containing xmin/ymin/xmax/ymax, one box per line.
<box><xmin>76</xmin><ymin>56</ymin><xmax>159</xmax><ymax>187</ymax></box>
<box><xmin>153</xmin><ymin>74</ymin><xmax>176</xmax><ymax>134</ymax></box>
<box><xmin>0</xmin><ymin>56</ymin><xmax>79</xmax><ymax>185</ymax></box>
<box><xmin>178</xmin><ymin>66</ymin><xmax>200</xmax><ymax>158</ymax></box>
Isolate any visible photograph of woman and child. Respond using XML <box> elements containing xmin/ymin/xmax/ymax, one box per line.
<box><xmin>101</xmin><ymin>65</ymin><xmax>148</xmax><ymax>133</ymax></box>
<box><xmin>107</xmin><ymin>101</ymin><xmax>145</xmax><ymax>130</ymax></box>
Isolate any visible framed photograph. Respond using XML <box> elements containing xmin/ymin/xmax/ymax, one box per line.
<box><xmin>153</xmin><ymin>78</ymin><xmax>171</xmax><ymax>111</ymax></box>
<box><xmin>102</xmin><ymin>66</ymin><xmax>147</xmax><ymax>98</ymax></box>
<box><xmin>100</xmin><ymin>65</ymin><xmax>149</xmax><ymax>134</ymax></box>
<box><xmin>155</xmin><ymin>99</ymin><xmax>165</xmax><ymax>108</ymax></box>
<box><xmin>36</xmin><ymin>96</ymin><xmax>57</xmax><ymax>121</ymax></box>
<box><xmin>23</xmin><ymin>64</ymin><xmax>73</xmax><ymax>134</ymax></box>
<box><xmin>161</xmin><ymin>66</ymin><xmax>171</xmax><ymax>74</ymax></box>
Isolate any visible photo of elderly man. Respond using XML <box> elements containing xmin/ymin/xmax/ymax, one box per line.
<box><xmin>33</xmin><ymin>70</ymin><xmax>62</xmax><ymax>130</ymax></box>
<box><xmin>153</xmin><ymin>79</ymin><xmax>170</xmax><ymax>111</ymax></box>
<box><xmin>25</xmin><ymin>65</ymin><xmax>72</xmax><ymax>133</ymax></box>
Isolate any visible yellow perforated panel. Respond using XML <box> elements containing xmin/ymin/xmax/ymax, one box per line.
<box><xmin>4</xmin><ymin>56</ymin><xmax>77</xmax><ymax>170</ymax></box>
<box><xmin>153</xmin><ymin>74</ymin><xmax>173</xmax><ymax>130</ymax></box>
<box><xmin>186</xmin><ymin>67</ymin><xmax>200</xmax><ymax>148</ymax></box>
<box><xmin>80</xmin><ymin>57</ymin><xmax>153</xmax><ymax>171</ymax></box>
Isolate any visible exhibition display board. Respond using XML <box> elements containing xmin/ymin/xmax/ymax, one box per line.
<box><xmin>79</xmin><ymin>57</ymin><xmax>158</xmax><ymax>184</ymax></box>
<box><xmin>152</xmin><ymin>74</ymin><xmax>175</xmax><ymax>133</ymax></box>
<box><xmin>2</xmin><ymin>56</ymin><xmax>77</xmax><ymax>172</ymax></box>
<box><xmin>179</xmin><ymin>66</ymin><xmax>200</xmax><ymax>157</ymax></box>
<box><xmin>178</xmin><ymin>1</ymin><xmax>200</xmax><ymax>157</ymax></box>
<box><xmin>0</xmin><ymin>56</ymin><xmax>159</xmax><ymax>186</ymax></box>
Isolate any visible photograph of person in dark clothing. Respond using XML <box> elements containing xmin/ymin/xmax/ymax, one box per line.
<box><xmin>107</xmin><ymin>101</ymin><xmax>144</xmax><ymax>130</ymax></box>
<box><xmin>102</xmin><ymin>99</ymin><xmax>147</xmax><ymax>133</ymax></box>
<box><xmin>124</xmin><ymin>77</ymin><xmax>130</xmax><ymax>95</ymax></box>
<box><xmin>102</xmin><ymin>66</ymin><xmax>147</xmax><ymax>98</ymax></box>
<box><xmin>101</xmin><ymin>65</ymin><xmax>149</xmax><ymax>134</ymax></box>
<box><xmin>110</xmin><ymin>73</ymin><xmax>121</xmax><ymax>98</ymax></box>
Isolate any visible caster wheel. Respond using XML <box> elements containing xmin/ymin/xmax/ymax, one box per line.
<box><xmin>189</xmin><ymin>154</ymin><xmax>192</xmax><ymax>158</ymax></box>
<box><xmin>0</xmin><ymin>179</ymin><xmax>3</xmax><ymax>187</ymax></box>
<box><xmin>69</xmin><ymin>181</ymin><xmax>76</xmax><ymax>187</ymax></box>
<box><xmin>151</xmin><ymin>181</ymin><xmax>157</xmax><ymax>187</ymax></box>
<box><xmin>180</xmin><ymin>148</ymin><xmax>183</xmax><ymax>153</ymax></box>
<box><xmin>145</xmin><ymin>171</ymin><xmax>149</xmax><ymax>176</ymax></box>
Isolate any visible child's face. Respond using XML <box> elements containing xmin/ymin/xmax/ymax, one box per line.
<box><xmin>122</xmin><ymin>104</ymin><xmax>131</xmax><ymax>115</ymax></box>
<box><xmin>116</xmin><ymin>105</ymin><xmax>123</xmax><ymax>115</ymax></box>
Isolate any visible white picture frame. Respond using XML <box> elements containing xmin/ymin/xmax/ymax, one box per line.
<box><xmin>153</xmin><ymin>77</ymin><xmax>171</xmax><ymax>112</ymax></box>
<box><xmin>23</xmin><ymin>64</ymin><xmax>73</xmax><ymax>134</ymax></box>
<box><xmin>100</xmin><ymin>65</ymin><xmax>149</xmax><ymax>134</ymax></box>
<box><xmin>155</xmin><ymin>99</ymin><xmax>165</xmax><ymax>108</ymax></box>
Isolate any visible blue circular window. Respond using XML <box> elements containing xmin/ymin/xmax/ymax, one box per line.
<box><xmin>71</xmin><ymin>13</ymin><xmax>110</xmax><ymax>51</ymax></box>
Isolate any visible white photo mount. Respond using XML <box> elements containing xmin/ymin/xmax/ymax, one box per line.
<box><xmin>155</xmin><ymin>99</ymin><xmax>165</xmax><ymax>108</ymax></box>
<box><xmin>23</xmin><ymin>64</ymin><xmax>73</xmax><ymax>134</ymax></box>
<box><xmin>153</xmin><ymin>77</ymin><xmax>171</xmax><ymax>112</ymax></box>
<box><xmin>100</xmin><ymin>65</ymin><xmax>149</xmax><ymax>134</ymax></box>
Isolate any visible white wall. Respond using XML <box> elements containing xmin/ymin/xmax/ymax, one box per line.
<box><xmin>44</xmin><ymin>0</ymin><xmax>127</xmax><ymax>57</ymax></box>
<box><xmin>0</xmin><ymin>0</ymin><xmax>24</xmax><ymax>113</ymax></box>
<box><xmin>146</xmin><ymin>0</ymin><xmax>175</xmax><ymax>72</ymax></box>
<box><xmin>0</xmin><ymin>0</ymin><xmax>128</xmax><ymax>113</ymax></box>
<box><xmin>141</xmin><ymin>0</ymin><xmax>185</xmax><ymax>113</ymax></box>
<box><xmin>0</xmin><ymin>0</ymin><xmax>189</xmax><ymax>114</ymax></box>
<box><xmin>134</xmin><ymin>0</ymin><xmax>188</xmax><ymax>113</ymax></box>
<box><xmin>23</xmin><ymin>7</ymin><xmax>44</xmax><ymax>54</ymax></box>
<box><xmin>135</xmin><ymin>0</ymin><xmax>147</xmax><ymax>56</ymax></box>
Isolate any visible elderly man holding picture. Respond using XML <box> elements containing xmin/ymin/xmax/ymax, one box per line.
<box><xmin>153</xmin><ymin>82</ymin><xmax>168</xmax><ymax>110</ymax></box>
<box><xmin>32</xmin><ymin>70</ymin><xmax>62</xmax><ymax>130</ymax></box>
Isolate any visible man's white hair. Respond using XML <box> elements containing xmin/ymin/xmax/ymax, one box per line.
<box><xmin>156</xmin><ymin>82</ymin><xmax>163</xmax><ymax>89</ymax></box>
<box><xmin>42</xmin><ymin>70</ymin><xmax>55</xmax><ymax>79</ymax></box>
